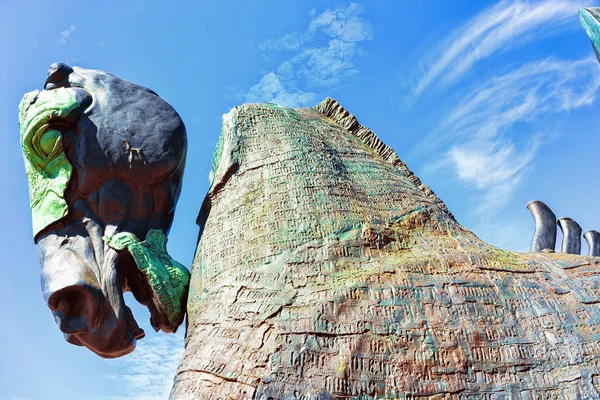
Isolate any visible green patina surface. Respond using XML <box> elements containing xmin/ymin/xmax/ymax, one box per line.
<box><xmin>18</xmin><ymin>88</ymin><xmax>80</xmax><ymax>237</ymax></box>
<box><xmin>580</xmin><ymin>8</ymin><xmax>600</xmax><ymax>62</ymax></box>
<box><xmin>104</xmin><ymin>229</ymin><xmax>190</xmax><ymax>327</ymax></box>
<box><xmin>174</xmin><ymin>100</ymin><xmax>600</xmax><ymax>399</ymax></box>
<box><xmin>210</xmin><ymin>125</ymin><xmax>225</xmax><ymax>182</ymax></box>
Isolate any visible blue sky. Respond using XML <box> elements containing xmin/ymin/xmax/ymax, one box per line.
<box><xmin>1</xmin><ymin>0</ymin><xmax>599</xmax><ymax>399</ymax></box>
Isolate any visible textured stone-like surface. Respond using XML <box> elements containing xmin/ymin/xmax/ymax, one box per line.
<box><xmin>172</xmin><ymin>99</ymin><xmax>600</xmax><ymax>399</ymax></box>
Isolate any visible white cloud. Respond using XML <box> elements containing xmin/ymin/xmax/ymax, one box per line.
<box><xmin>292</xmin><ymin>39</ymin><xmax>362</xmax><ymax>87</ymax></box>
<box><xmin>448</xmin><ymin>140</ymin><xmax>540</xmax><ymax>215</ymax></box>
<box><xmin>59</xmin><ymin>25</ymin><xmax>75</xmax><ymax>44</ymax></box>
<box><xmin>105</xmin><ymin>330</ymin><xmax>185</xmax><ymax>400</ymax></box>
<box><xmin>405</xmin><ymin>0</ymin><xmax>600</xmax><ymax>250</ymax></box>
<box><xmin>434</xmin><ymin>57</ymin><xmax>599</xmax><ymax>146</ymax></box>
<box><xmin>424</xmin><ymin>56</ymin><xmax>600</xmax><ymax>218</ymax></box>
<box><xmin>246</xmin><ymin>72</ymin><xmax>318</xmax><ymax>108</ymax></box>
<box><xmin>414</xmin><ymin>0</ymin><xmax>584</xmax><ymax>95</ymax></box>
<box><xmin>245</xmin><ymin>3</ymin><xmax>373</xmax><ymax>107</ymax></box>
<box><xmin>308</xmin><ymin>3</ymin><xmax>373</xmax><ymax>43</ymax></box>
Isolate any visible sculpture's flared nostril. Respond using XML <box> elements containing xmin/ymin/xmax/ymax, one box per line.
<box><xmin>48</xmin><ymin>284</ymin><xmax>98</xmax><ymax>334</ymax></box>
<box><xmin>44</xmin><ymin>62</ymin><xmax>73</xmax><ymax>90</ymax></box>
<box><xmin>54</xmin><ymin>302</ymin><xmax>87</xmax><ymax>334</ymax></box>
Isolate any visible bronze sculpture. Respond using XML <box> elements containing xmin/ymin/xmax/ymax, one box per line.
<box><xmin>15</xmin><ymin>7</ymin><xmax>600</xmax><ymax>398</ymax></box>
<box><xmin>18</xmin><ymin>63</ymin><xmax>189</xmax><ymax>358</ymax></box>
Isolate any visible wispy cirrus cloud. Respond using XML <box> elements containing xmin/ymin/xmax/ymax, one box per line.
<box><xmin>245</xmin><ymin>3</ymin><xmax>373</xmax><ymax>107</ymax></box>
<box><xmin>429</xmin><ymin>56</ymin><xmax>600</xmax><ymax>216</ymax></box>
<box><xmin>414</xmin><ymin>0</ymin><xmax>585</xmax><ymax>95</ymax></box>
<box><xmin>106</xmin><ymin>329</ymin><xmax>185</xmax><ymax>400</ymax></box>
<box><xmin>405</xmin><ymin>0</ymin><xmax>600</xmax><ymax>251</ymax></box>
<box><xmin>446</xmin><ymin>140</ymin><xmax>541</xmax><ymax>216</ymax></box>
<box><xmin>59</xmin><ymin>25</ymin><xmax>75</xmax><ymax>44</ymax></box>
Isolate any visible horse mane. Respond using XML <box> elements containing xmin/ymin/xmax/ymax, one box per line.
<box><xmin>314</xmin><ymin>97</ymin><xmax>455</xmax><ymax>220</ymax></box>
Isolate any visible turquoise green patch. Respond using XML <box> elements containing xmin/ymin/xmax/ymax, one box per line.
<box><xmin>210</xmin><ymin>126</ymin><xmax>225</xmax><ymax>180</ymax></box>
<box><xmin>104</xmin><ymin>229</ymin><xmax>190</xmax><ymax>328</ymax></box>
<box><xmin>580</xmin><ymin>8</ymin><xmax>600</xmax><ymax>62</ymax></box>
<box><xmin>18</xmin><ymin>88</ymin><xmax>80</xmax><ymax>237</ymax></box>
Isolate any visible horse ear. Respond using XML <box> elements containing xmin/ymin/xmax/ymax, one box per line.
<box><xmin>208</xmin><ymin>107</ymin><xmax>240</xmax><ymax>195</ymax></box>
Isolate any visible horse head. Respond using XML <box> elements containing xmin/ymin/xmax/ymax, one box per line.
<box><xmin>19</xmin><ymin>63</ymin><xmax>189</xmax><ymax>358</ymax></box>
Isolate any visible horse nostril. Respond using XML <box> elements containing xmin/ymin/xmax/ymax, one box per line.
<box><xmin>44</xmin><ymin>62</ymin><xmax>74</xmax><ymax>90</ymax></box>
<box><xmin>48</xmin><ymin>285</ymin><xmax>92</xmax><ymax>334</ymax></box>
<box><xmin>55</xmin><ymin>307</ymin><xmax>88</xmax><ymax>334</ymax></box>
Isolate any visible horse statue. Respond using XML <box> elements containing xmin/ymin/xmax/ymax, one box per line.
<box><xmin>17</xmin><ymin>7</ymin><xmax>600</xmax><ymax>399</ymax></box>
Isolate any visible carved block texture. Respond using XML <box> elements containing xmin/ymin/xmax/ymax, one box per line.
<box><xmin>172</xmin><ymin>99</ymin><xmax>600</xmax><ymax>400</ymax></box>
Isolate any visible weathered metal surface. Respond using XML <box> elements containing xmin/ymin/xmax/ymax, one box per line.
<box><xmin>558</xmin><ymin>218</ymin><xmax>583</xmax><ymax>256</ymax></box>
<box><xmin>18</xmin><ymin>63</ymin><xmax>189</xmax><ymax>358</ymax></box>
<box><xmin>527</xmin><ymin>200</ymin><xmax>557</xmax><ymax>253</ymax></box>
<box><xmin>172</xmin><ymin>99</ymin><xmax>600</xmax><ymax>399</ymax></box>
<box><xmin>586</xmin><ymin>231</ymin><xmax>600</xmax><ymax>257</ymax></box>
